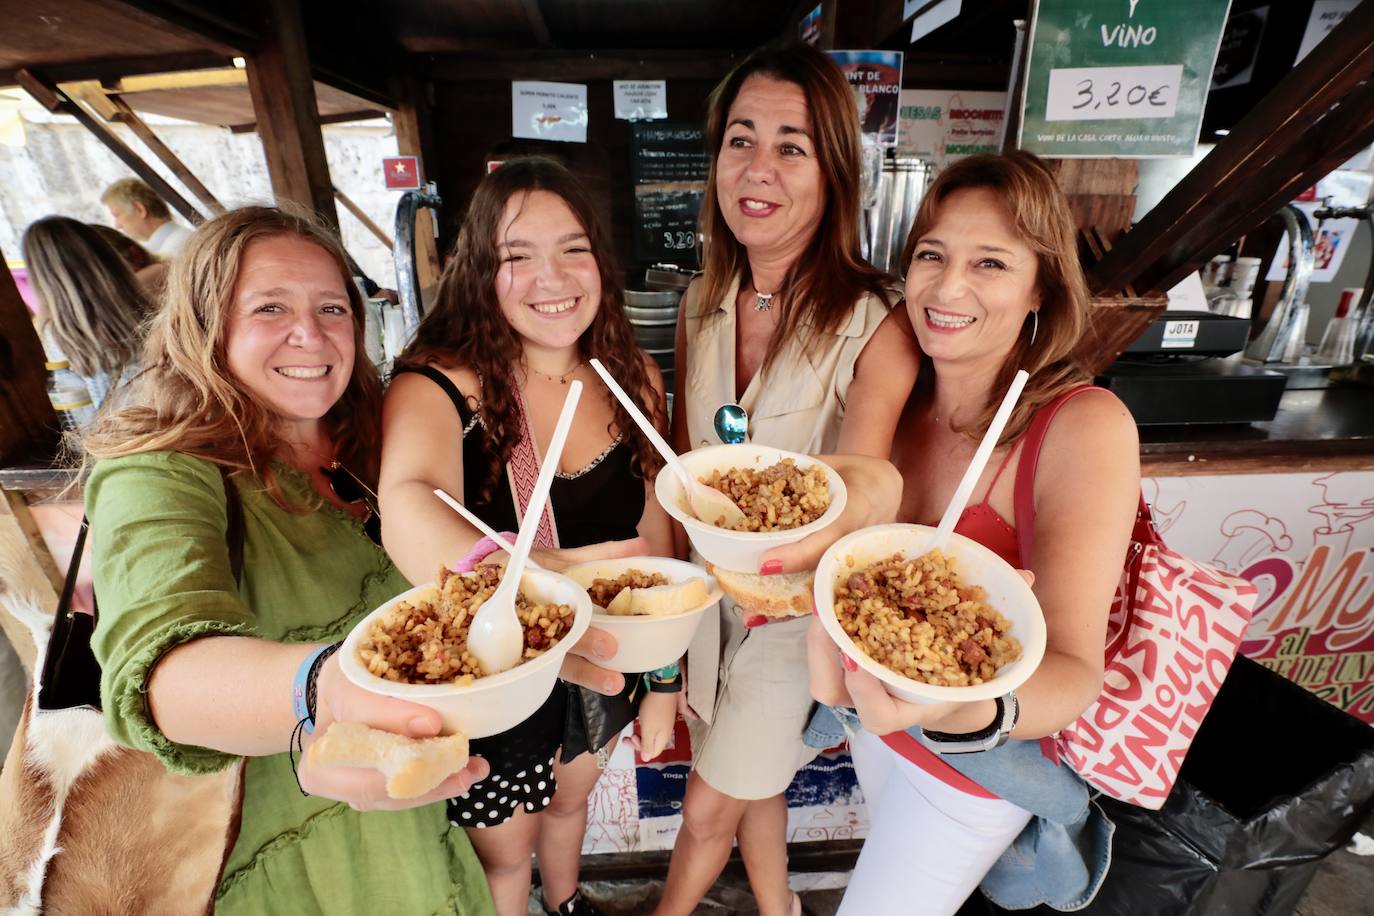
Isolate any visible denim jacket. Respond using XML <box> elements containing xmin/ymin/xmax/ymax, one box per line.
<box><xmin>807</xmin><ymin>705</ymin><xmax>1113</xmax><ymax>911</ymax></box>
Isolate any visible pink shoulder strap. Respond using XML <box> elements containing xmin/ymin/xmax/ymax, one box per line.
<box><xmin>1012</xmin><ymin>385</ymin><xmax>1104</xmax><ymax>566</ymax></box>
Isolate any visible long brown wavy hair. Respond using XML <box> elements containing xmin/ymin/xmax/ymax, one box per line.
<box><xmin>23</xmin><ymin>216</ymin><xmax>154</xmax><ymax>378</ymax></box>
<box><xmin>901</xmin><ymin>151</ymin><xmax>1092</xmax><ymax>445</ymax></box>
<box><xmin>696</xmin><ymin>42</ymin><xmax>896</xmax><ymax>366</ymax></box>
<box><xmin>400</xmin><ymin>156</ymin><xmax>664</xmax><ymax>502</ymax></box>
<box><xmin>83</xmin><ymin>206</ymin><xmax>383</xmax><ymax>507</ymax></box>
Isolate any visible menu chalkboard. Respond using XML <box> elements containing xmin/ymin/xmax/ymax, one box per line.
<box><xmin>630</xmin><ymin>122</ymin><xmax>709</xmax><ymax>266</ymax></box>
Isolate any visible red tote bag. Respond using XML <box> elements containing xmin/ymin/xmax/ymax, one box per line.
<box><xmin>1014</xmin><ymin>388</ymin><xmax>1259</xmax><ymax>809</ymax></box>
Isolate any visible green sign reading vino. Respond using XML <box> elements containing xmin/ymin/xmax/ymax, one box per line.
<box><xmin>1018</xmin><ymin>0</ymin><xmax>1231</xmax><ymax>158</ymax></box>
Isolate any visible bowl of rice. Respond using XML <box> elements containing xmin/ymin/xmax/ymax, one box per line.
<box><xmin>339</xmin><ymin>564</ymin><xmax>592</xmax><ymax>737</ymax></box>
<box><xmin>813</xmin><ymin>524</ymin><xmax>1046</xmax><ymax>705</ymax></box>
<box><xmin>655</xmin><ymin>444</ymin><xmax>846</xmax><ymax>573</ymax></box>
<box><xmin>563</xmin><ymin>557</ymin><xmax>721</xmax><ymax>673</ymax></box>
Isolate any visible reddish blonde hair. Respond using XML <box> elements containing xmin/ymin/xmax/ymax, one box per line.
<box><xmin>902</xmin><ymin>151</ymin><xmax>1091</xmax><ymax>443</ymax></box>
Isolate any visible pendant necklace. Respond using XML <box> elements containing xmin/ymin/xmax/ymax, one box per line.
<box><xmin>525</xmin><ymin>361</ymin><xmax>583</xmax><ymax>385</ymax></box>
<box><xmin>753</xmin><ymin>290</ymin><xmax>775</xmax><ymax>312</ymax></box>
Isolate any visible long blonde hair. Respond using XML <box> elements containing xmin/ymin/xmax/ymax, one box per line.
<box><xmin>696</xmin><ymin>43</ymin><xmax>895</xmax><ymax>367</ymax></box>
<box><xmin>902</xmin><ymin>151</ymin><xmax>1092</xmax><ymax>445</ymax></box>
<box><xmin>83</xmin><ymin>206</ymin><xmax>382</xmax><ymax>508</ymax></box>
<box><xmin>22</xmin><ymin>216</ymin><xmax>153</xmax><ymax>377</ymax></box>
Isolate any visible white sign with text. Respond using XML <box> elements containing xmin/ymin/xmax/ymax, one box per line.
<box><xmin>1045</xmin><ymin>65</ymin><xmax>1182</xmax><ymax>122</ymax></box>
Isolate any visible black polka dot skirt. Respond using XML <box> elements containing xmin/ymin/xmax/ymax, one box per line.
<box><xmin>448</xmin><ymin>684</ymin><xmax>565</xmax><ymax>828</ymax></box>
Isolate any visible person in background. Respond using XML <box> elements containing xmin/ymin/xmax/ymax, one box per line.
<box><xmin>82</xmin><ymin>205</ymin><xmax>498</xmax><ymax>915</ymax></box>
<box><xmin>89</xmin><ymin>223</ymin><xmax>170</xmax><ymax>297</ymax></box>
<box><xmin>100</xmin><ymin>177</ymin><xmax>193</xmax><ymax>256</ymax></box>
<box><xmin>379</xmin><ymin>156</ymin><xmax>674</xmax><ymax>916</ymax></box>
<box><xmin>22</xmin><ymin>216</ymin><xmax>153</xmax><ymax>407</ymax></box>
<box><xmin>810</xmin><ymin>152</ymin><xmax>1139</xmax><ymax>914</ymax></box>
<box><xmin>658</xmin><ymin>42</ymin><xmax>918</xmax><ymax>916</ymax></box>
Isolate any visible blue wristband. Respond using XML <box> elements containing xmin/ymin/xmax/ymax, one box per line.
<box><xmin>648</xmin><ymin>661</ymin><xmax>680</xmax><ymax>681</ymax></box>
<box><xmin>292</xmin><ymin>644</ymin><xmax>334</xmax><ymax>734</ymax></box>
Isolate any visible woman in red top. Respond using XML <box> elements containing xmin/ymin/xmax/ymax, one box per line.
<box><xmin>810</xmin><ymin>152</ymin><xmax>1140</xmax><ymax>914</ymax></box>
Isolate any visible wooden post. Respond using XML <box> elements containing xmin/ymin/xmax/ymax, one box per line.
<box><xmin>106</xmin><ymin>95</ymin><xmax>226</xmax><ymax>216</ymax></box>
<box><xmin>0</xmin><ymin>490</ymin><xmax>62</xmax><ymax>673</ymax></box>
<box><xmin>394</xmin><ymin>76</ymin><xmax>441</xmax><ymax>292</ymax></box>
<box><xmin>244</xmin><ymin>0</ymin><xmax>339</xmax><ymax>231</ymax></box>
<box><xmin>16</xmin><ymin>69</ymin><xmax>205</xmax><ymax>226</ymax></box>
<box><xmin>0</xmin><ymin>241</ymin><xmax>58</xmax><ymax>469</ymax></box>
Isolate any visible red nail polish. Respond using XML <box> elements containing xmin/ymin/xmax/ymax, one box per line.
<box><xmin>759</xmin><ymin>559</ymin><xmax>784</xmax><ymax>576</ymax></box>
<box><xmin>841</xmin><ymin>654</ymin><xmax>857</xmax><ymax>672</ymax></box>
<box><xmin>811</xmin><ymin>601</ymin><xmax>819</xmax><ymax>616</ymax></box>
<box><xmin>744</xmin><ymin>615</ymin><xmax>767</xmax><ymax>628</ymax></box>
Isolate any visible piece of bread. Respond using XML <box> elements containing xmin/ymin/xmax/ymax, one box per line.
<box><xmin>706</xmin><ymin>563</ymin><xmax>814</xmax><ymax>618</ymax></box>
<box><xmin>307</xmin><ymin>721</ymin><xmax>469</xmax><ymax>799</ymax></box>
<box><xmin>605</xmin><ymin>577</ymin><xmax>711</xmax><ymax>617</ymax></box>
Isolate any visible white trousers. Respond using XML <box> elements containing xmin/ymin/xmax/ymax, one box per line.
<box><xmin>838</xmin><ymin>728</ymin><xmax>1033</xmax><ymax>916</ymax></box>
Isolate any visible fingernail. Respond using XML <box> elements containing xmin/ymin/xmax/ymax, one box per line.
<box><xmin>841</xmin><ymin>654</ymin><xmax>857</xmax><ymax>672</ymax></box>
<box><xmin>759</xmin><ymin>559</ymin><xmax>784</xmax><ymax>576</ymax></box>
<box><xmin>409</xmin><ymin>716</ymin><xmax>438</xmax><ymax>736</ymax></box>
<box><xmin>811</xmin><ymin>601</ymin><xmax>819</xmax><ymax>616</ymax></box>
<box><xmin>744</xmin><ymin>615</ymin><xmax>767</xmax><ymax>628</ymax></box>
<box><xmin>593</xmin><ymin>640</ymin><xmax>614</xmax><ymax>660</ymax></box>
<box><xmin>603</xmin><ymin>677</ymin><xmax>620</xmax><ymax>694</ymax></box>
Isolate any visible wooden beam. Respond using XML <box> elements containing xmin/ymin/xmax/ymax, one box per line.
<box><xmin>1090</xmin><ymin>0</ymin><xmax>1374</xmax><ymax>295</ymax></box>
<box><xmin>0</xmin><ymin>240</ymin><xmax>58</xmax><ymax>470</ymax></box>
<box><xmin>394</xmin><ymin>76</ymin><xmax>440</xmax><ymax>294</ymax></box>
<box><xmin>226</xmin><ymin>109</ymin><xmax>386</xmax><ymax>134</ymax></box>
<box><xmin>244</xmin><ymin>0</ymin><xmax>339</xmax><ymax>231</ymax></box>
<box><xmin>333</xmin><ymin>187</ymin><xmax>394</xmax><ymax>250</ymax></box>
<box><xmin>0</xmin><ymin>53</ymin><xmax>234</xmax><ymax>90</ymax></box>
<box><xmin>428</xmin><ymin>50</ymin><xmax>744</xmax><ymax>83</ymax></box>
<box><xmin>105</xmin><ymin>0</ymin><xmax>258</xmax><ymax>56</ymax></box>
<box><xmin>105</xmin><ymin>95</ymin><xmax>226</xmax><ymax>215</ymax></box>
<box><xmin>0</xmin><ymin>490</ymin><xmax>59</xmax><ymax>674</ymax></box>
<box><xmin>16</xmin><ymin>70</ymin><xmax>206</xmax><ymax>226</ymax></box>
<box><xmin>108</xmin><ymin>68</ymin><xmax>248</xmax><ymax>94</ymax></box>
<box><xmin>516</xmin><ymin>0</ymin><xmax>554</xmax><ymax>47</ymax></box>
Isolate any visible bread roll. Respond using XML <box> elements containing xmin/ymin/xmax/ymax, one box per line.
<box><xmin>706</xmin><ymin>563</ymin><xmax>813</xmax><ymax>618</ymax></box>
<box><xmin>307</xmin><ymin>721</ymin><xmax>469</xmax><ymax>799</ymax></box>
<box><xmin>605</xmin><ymin>577</ymin><xmax>711</xmax><ymax>617</ymax></box>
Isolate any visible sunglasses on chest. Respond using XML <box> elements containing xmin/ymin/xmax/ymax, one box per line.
<box><xmin>320</xmin><ymin>461</ymin><xmax>382</xmax><ymax>546</ymax></box>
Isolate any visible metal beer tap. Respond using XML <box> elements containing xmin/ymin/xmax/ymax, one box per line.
<box><xmin>1245</xmin><ymin>205</ymin><xmax>1315</xmax><ymax>365</ymax></box>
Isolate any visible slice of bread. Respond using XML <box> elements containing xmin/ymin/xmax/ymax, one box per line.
<box><xmin>605</xmin><ymin>577</ymin><xmax>711</xmax><ymax>617</ymax></box>
<box><xmin>307</xmin><ymin>721</ymin><xmax>469</xmax><ymax>799</ymax></box>
<box><xmin>706</xmin><ymin>563</ymin><xmax>814</xmax><ymax>618</ymax></box>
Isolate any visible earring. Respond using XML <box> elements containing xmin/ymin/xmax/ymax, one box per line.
<box><xmin>1029</xmin><ymin>310</ymin><xmax>1039</xmax><ymax>347</ymax></box>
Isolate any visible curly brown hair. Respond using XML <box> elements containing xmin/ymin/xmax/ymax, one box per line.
<box><xmin>83</xmin><ymin>206</ymin><xmax>383</xmax><ymax>508</ymax></box>
<box><xmin>400</xmin><ymin>156</ymin><xmax>664</xmax><ymax>502</ymax></box>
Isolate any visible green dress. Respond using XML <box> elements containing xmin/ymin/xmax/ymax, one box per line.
<box><xmin>86</xmin><ymin>451</ymin><xmax>495</xmax><ymax>916</ymax></box>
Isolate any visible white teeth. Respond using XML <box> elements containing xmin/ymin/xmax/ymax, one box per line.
<box><xmin>531</xmin><ymin>299</ymin><xmax>577</xmax><ymax>314</ymax></box>
<box><xmin>743</xmin><ymin>200</ymin><xmax>771</xmax><ymax>211</ymax></box>
<box><xmin>277</xmin><ymin>366</ymin><xmax>329</xmax><ymax>379</ymax></box>
<box><xmin>926</xmin><ymin>309</ymin><xmax>975</xmax><ymax>329</ymax></box>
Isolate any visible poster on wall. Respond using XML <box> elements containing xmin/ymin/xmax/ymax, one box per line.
<box><xmin>511</xmin><ymin>81</ymin><xmax>588</xmax><ymax>143</ymax></box>
<box><xmin>1210</xmin><ymin>5</ymin><xmax>1267</xmax><ymax>90</ymax></box>
<box><xmin>1294</xmin><ymin>0</ymin><xmax>1358</xmax><ymax>64</ymax></box>
<box><xmin>630</xmin><ymin>122</ymin><xmax>709</xmax><ymax>266</ymax></box>
<box><xmin>613</xmin><ymin>80</ymin><xmax>667</xmax><ymax>120</ymax></box>
<box><xmin>897</xmin><ymin>89</ymin><xmax>1007</xmax><ymax>168</ymax></box>
<box><xmin>1264</xmin><ymin>200</ymin><xmax>1362</xmax><ymax>283</ymax></box>
<box><xmin>827</xmin><ymin>50</ymin><xmax>904</xmax><ymax>147</ymax></box>
<box><xmin>799</xmin><ymin>3</ymin><xmax>823</xmax><ymax>45</ymax></box>
<box><xmin>1018</xmin><ymin>0</ymin><xmax>1232</xmax><ymax>158</ymax></box>
<box><xmin>1145</xmin><ymin>472</ymin><xmax>1374</xmax><ymax>725</ymax></box>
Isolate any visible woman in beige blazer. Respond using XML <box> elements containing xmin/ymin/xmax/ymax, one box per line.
<box><xmin>656</xmin><ymin>43</ymin><xmax>918</xmax><ymax>916</ymax></box>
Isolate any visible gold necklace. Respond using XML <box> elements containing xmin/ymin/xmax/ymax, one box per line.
<box><xmin>525</xmin><ymin>360</ymin><xmax>584</xmax><ymax>385</ymax></box>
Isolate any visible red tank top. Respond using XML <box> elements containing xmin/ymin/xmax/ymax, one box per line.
<box><xmin>877</xmin><ymin>438</ymin><xmax>1026</xmax><ymax>799</ymax></box>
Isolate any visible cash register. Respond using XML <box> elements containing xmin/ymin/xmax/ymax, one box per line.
<box><xmin>1096</xmin><ymin>310</ymin><xmax>1287</xmax><ymax>425</ymax></box>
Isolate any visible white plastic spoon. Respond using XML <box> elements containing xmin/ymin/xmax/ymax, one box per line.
<box><xmin>466</xmin><ymin>381</ymin><xmax>582</xmax><ymax>675</ymax></box>
<box><xmin>588</xmin><ymin>358</ymin><xmax>747</xmax><ymax>528</ymax></box>
<box><xmin>930</xmin><ymin>369</ymin><xmax>1031</xmax><ymax>553</ymax></box>
<box><xmin>432</xmin><ymin>488</ymin><xmax>537</xmax><ymax>569</ymax></box>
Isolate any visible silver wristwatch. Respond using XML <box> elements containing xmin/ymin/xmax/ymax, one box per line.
<box><xmin>922</xmin><ymin>691</ymin><xmax>1020</xmax><ymax>755</ymax></box>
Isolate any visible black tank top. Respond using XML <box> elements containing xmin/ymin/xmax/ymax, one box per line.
<box><xmin>393</xmin><ymin>365</ymin><xmax>644</xmax><ymax>546</ymax></box>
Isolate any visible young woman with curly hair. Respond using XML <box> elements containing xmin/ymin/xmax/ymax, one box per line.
<box><xmin>379</xmin><ymin>156</ymin><xmax>674</xmax><ymax>916</ymax></box>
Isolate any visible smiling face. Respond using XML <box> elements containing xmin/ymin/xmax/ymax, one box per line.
<box><xmin>494</xmin><ymin>189</ymin><xmax>602</xmax><ymax>356</ymax></box>
<box><xmin>715</xmin><ymin>75</ymin><xmax>826</xmax><ymax>266</ymax></box>
<box><xmin>904</xmin><ymin>187</ymin><xmax>1041</xmax><ymax>374</ymax></box>
<box><xmin>225</xmin><ymin>234</ymin><xmax>355</xmax><ymax>439</ymax></box>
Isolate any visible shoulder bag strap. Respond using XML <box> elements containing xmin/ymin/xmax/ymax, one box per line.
<box><xmin>507</xmin><ymin>381</ymin><xmax>560</xmax><ymax>550</ymax></box>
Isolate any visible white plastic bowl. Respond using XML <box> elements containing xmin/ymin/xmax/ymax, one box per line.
<box><xmin>339</xmin><ymin>568</ymin><xmax>592</xmax><ymax>738</ymax></box>
<box><xmin>655</xmin><ymin>444</ymin><xmax>847</xmax><ymax>573</ymax></box>
<box><xmin>814</xmin><ymin>524</ymin><xmax>1046</xmax><ymax>705</ymax></box>
<box><xmin>563</xmin><ymin>556</ymin><xmax>721</xmax><ymax>673</ymax></box>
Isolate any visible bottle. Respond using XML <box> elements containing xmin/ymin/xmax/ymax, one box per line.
<box><xmin>46</xmin><ymin>359</ymin><xmax>97</xmax><ymax>429</ymax></box>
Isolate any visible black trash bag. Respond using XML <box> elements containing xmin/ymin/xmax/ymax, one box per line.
<box><xmin>968</xmin><ymin>655</ymin><xmax>1374</xmax><ymax>915</ymax></box>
